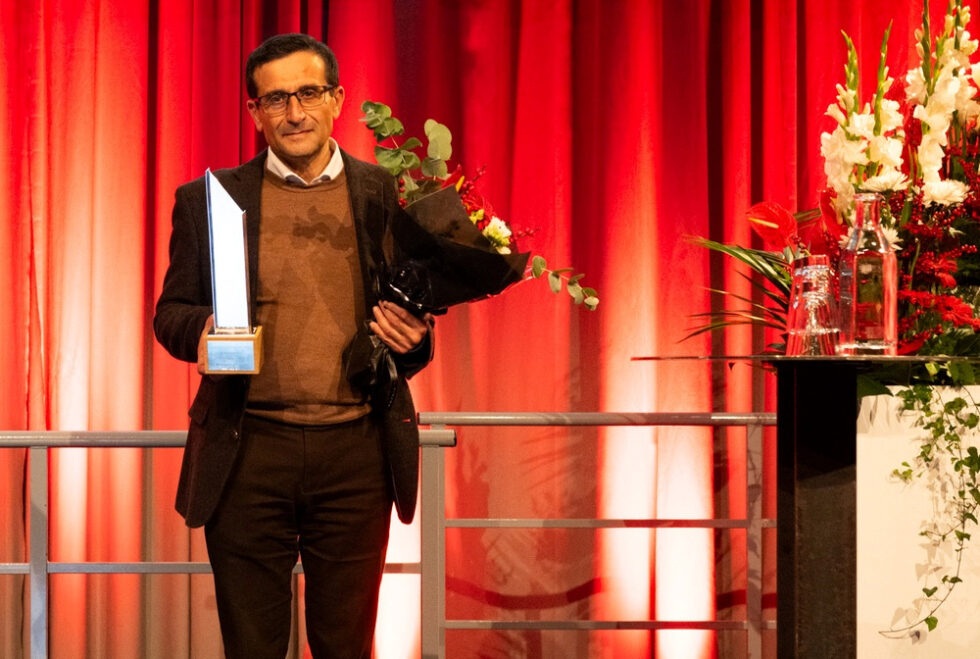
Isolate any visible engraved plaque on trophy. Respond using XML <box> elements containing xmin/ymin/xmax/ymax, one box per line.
<box><xmin>204</xmin><ymin>169</ymin><xmax>262</xmax><ymax>373</ymax></box>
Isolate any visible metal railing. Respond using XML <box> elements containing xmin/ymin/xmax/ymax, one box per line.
<box><xmin>417</xmin><ymin>412</ymin><xmax>776</xmax><ymax>659</ymax></box>
<box><xmin>0</xmin><ymin>411</ymin><xmax>775</xmax><ymax>658</ymax></box>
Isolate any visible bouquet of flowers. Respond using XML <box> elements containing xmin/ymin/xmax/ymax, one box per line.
<box><xmin>360</xmin><ymin>101</ymin><xmax>599</xmax><ymax>313</ymax></box>
<box><xmin>693</xmin><ymin>0</ymin><xmax>980</xmax><ymax>360</ymax></box>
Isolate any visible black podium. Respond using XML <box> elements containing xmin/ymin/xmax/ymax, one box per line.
<box><xmin>770</xmin><ymin>355</ymin><xmax>957</xmax><ymax>658</ymax></box>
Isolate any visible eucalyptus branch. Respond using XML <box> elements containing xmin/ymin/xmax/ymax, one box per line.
<box><xmin>528</xmin><ymin>256</ymin><xmax>598</xmax><ymax>310</ymax></box>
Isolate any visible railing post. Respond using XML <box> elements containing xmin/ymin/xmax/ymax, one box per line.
<box><xmin>746</xmin><ymin>422</ymin><xmax>764</xmax><ymax>659</ymax></box>
<box><xmin>420</xmin><ymin>429</ymin><xmax>446</xmax><ymax>659</ymax></box>
<box><xmin>29</xmin><ymin>446</ymin><xmax>48</xmax><ymax>659</ymax></box>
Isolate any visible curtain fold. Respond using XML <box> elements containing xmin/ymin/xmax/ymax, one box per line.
<box><xmin>0</xmin><ymin>1</ymin><xmax>956</xmax><ymax>657</ymax></box>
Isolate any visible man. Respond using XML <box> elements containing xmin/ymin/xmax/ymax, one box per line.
<box><xmin>154</xmin><ymin>33</ymin><xmax>432</xmax><ymax>658</ymax></box>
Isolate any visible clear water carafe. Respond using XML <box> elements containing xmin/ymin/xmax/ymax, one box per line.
<box><xmin>836</xmin><ymin>192</ymin><xmax>897</xmax><ymax>355</ymax></box>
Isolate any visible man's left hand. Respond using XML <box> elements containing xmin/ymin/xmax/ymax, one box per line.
<box><xmin>370</xmin><ymin>300</ymin><xmax>431</xmax><ymax>354</ymax></box>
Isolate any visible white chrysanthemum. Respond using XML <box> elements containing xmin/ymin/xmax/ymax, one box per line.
<box><xmin>923</xmin><ymin>179</ymin><xmax>969</xmax><ymax>206</ymax></box>
<box><xmin>482</xmin><ymin>216</ymin><xmax>512</xmax><ymax>254</ymax></box>
<box><xmin>880</xmin><ymin>224</ymin><xmax>903</xmax><ymax>251</ymax></box>
<box><xmin>861</xmin><ymin>169</ymin><xmax>909</xmax><ymax>192</ymax></box>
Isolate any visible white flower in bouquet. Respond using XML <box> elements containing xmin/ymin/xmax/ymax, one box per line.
<box><xmin>869</xmin><ymin>134</ymin><xmax>904</xmax><ymax>170</ymax></box>
<box><xmin>862</xmin><ymin>169</ymin><xmax>909</xmax><ymax>192</ymax></box>
<box><xmin>482</xmin><ymin>216</ymin><xmax>513</xmax><ymax>254</ymax></box>
<box><xmin>923</xmin><ymin>179</ymin><xmax>969</xmax><ymax>206</ymax></box>
<box><xmin>880</xmin><ymin>223</ymin><xmax>903</xmax><ymax>251</ymax></box>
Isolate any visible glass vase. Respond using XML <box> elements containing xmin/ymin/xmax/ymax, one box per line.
<box><xmin>785</xmin><ymin>254</ymin><xmax>839</xmax><ymax>356</ymax></box>
<box><xmin>836</xmin><ymin>192</ymin><xmax>898</xmax><ymax>356</ymax></box>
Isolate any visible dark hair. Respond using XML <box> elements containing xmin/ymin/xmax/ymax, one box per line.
<box><xmin>245</xmin><ymin>33</ymin><xmax>338</xmax><ymax>98</ymax></box>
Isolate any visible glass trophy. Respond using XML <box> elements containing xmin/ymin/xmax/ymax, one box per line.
<box><xmin>204</xmin><ymin>169</ymin><xmax>262</xmax><ymax>373</ymax></box>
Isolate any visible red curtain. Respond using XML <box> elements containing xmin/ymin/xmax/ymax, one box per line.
<box><xmin>0</xmin><ymin>0</ymin><xmax>958</xmax><ymax>657</ymax></box>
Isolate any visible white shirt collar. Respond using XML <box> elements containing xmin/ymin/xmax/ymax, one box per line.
<box><xmin>265</xmin><ymin>138</ymin><xmax>344</xmax><ymax>186</ymax></box>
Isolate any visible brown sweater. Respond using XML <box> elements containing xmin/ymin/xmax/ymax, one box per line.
<box><xmin>245</xmin><ymin>167</ymin><xmax>370</xmax><ymax>425</ymax></box>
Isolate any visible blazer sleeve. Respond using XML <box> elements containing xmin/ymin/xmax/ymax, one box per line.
<box><xmin>153</xmin><ymin>182</ymin><xmax>214</xmax><ymax>363</ymax></box>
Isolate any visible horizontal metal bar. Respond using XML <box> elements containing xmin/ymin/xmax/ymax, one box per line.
<box><xmin>418</xmin><ymin>411</ymin><xmax>776</xmax><ymax>427</ymax></box>
<box><xmin>445</xmin><ymin>620</ymin><xmax>751</xmax><ymax>631</ymax></box>
<box><xmin>49</xmin><ymin>562</ymin><xmax>212</xmax><ymax>574</ymax></box>
<box><xmin>0</xmin><ymin>563</ymin><xmax>29</xmax><ymax>575</ymax></box>
<box><xmin>0</xmin><ymin>431</ymin><xmax>187</xmax><ymax>448</ymax></box>
<box><xmin>0</xmin><ymin>429</ymin><xmax>455</xmax><ymax>449</ymax></box>
<box><xmin>43</xmin><ymin>561</ymin><xmax>421</xmax><ymax>575</ymax></box>
<box><xmin>447</xmin><ymin>518</ymin><xmax>777</xmax><ymax>529</ymax></box>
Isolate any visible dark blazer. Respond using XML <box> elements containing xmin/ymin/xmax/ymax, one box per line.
<box><xmin>154</xmin><ymin>149</ymin><xmax>431</xmax><ymax>527</ymax></box>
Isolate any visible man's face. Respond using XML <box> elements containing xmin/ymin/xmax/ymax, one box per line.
<box><xmin>246</xmin><ymin>50</ymin><xmax>345</xmax><ymax>177</ymax></box>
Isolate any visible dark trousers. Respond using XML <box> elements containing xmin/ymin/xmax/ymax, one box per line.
<box><xmin>204</xmin><ymin>413</ymin><xmax>393</xmax><ymax>659</ymax></box>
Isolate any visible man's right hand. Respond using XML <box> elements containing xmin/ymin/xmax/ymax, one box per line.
<box><xmin>197</xmin><ymin>315</ymin><xmax>215</xmax><ymax>374</ymax></box>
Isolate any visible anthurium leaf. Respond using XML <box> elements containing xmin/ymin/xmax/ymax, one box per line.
<box><xmin>531</xmin><ymin>255</ymin><xmax>547</xmax><ymax>278</ymax></box>
<box><xmin>857</xmin><ymin>374</ymin><xmax>892</xmax><ymax>399</ymax></box>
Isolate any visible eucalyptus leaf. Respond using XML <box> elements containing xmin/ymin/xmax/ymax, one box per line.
<box><xmin>424</xmin><ymin>119</ymin><xmax>453</xmax><ymax>161</ymax></box>
<box><xmin>548</xmin><ymin>271</ymin><xmax>562</xmax><ymax>294</ymax></box>
<box><xmin>421</xmin><ymin>157</ymin><xmax>449</xmax><ymax>179</ymax></box>
<box><xmin>531</xmin><ymin>256</ymin><xmax>547</xmax><ymax>278</ymax></box>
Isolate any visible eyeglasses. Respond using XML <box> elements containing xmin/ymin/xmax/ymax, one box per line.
<box><xmin>253</xmin><ymin>85</ymin><xmax>335</xmax><ymax>115</ymax></box>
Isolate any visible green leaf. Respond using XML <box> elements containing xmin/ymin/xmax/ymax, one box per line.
<box><xmin>374</xmin><ymin>145</ymin><xmax>406</xmax><ymax>176</ymax></box>
<box><xmin>923</xmin><ymin>586</ymin><xmax>938</xmax><ymax>597</ymax></box>
<box><xmin>584</xmin><ymin>296</ymin><xmax>599</xmax><ymax>310</ymax></box>
<box><xmin>421</xmin><ymin>157</ymin><xmax>449</xmax><ymax>179</ymax></box>
<box><xmin>567</xmin><ymin>281</ymin><xmax>585</xmax><ymax>304</ymax></box>
<box><xmin>857</xmin><ymin>374</ymin><xmax>892</xmax><ymax>399</ymax></box>
<box><xmin>531</xmin><ymin>255</ymin><xmax>547</xmax><ymax>278</ymax></box>
<box><xmin>424</xmin><ymin>119</ymin><xmax>452</xmax><ymax>161</ymax></box>
<box><xmin>548</xmin><ymin>270</ymin><xmax>563</xmax><ymax>294</ymax></box>
<box><xmin>401</xmin><ymin>137</ymin><xmax>422</xmax><ymax>151</ymax></box>
<box><xmin>380</xmin><ymin>117</ymin><xmax>404</xmax><ymax>138</ymax></box>
<box><xmin>925</xmin><ymin>616</ymin><xmax>938</xmax><ymax>631</ymax></box>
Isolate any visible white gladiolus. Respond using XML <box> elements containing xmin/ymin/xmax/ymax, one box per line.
<box><xmin>906</xmin><ymin>67</ymin><xmax>927</xmax><ymax>103</ymax></box>
<box><xmin>848</xmin><ymin>111</ymin><xmax>876</xmax><ymax>139</ymax></box>
<box><xmin>826</xmin><ymin>103</ymin><xmax>847</xmax><ymax>125</ymax></box>
<box><xmin>869</xmin><ymin>136</ymin><xmax>904</xmax><ymax>169</ymax></box>
<box><xmin>879</xmin><ymin>98</ymin><xmax>904</xmax><ymax>131</ymax></box>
